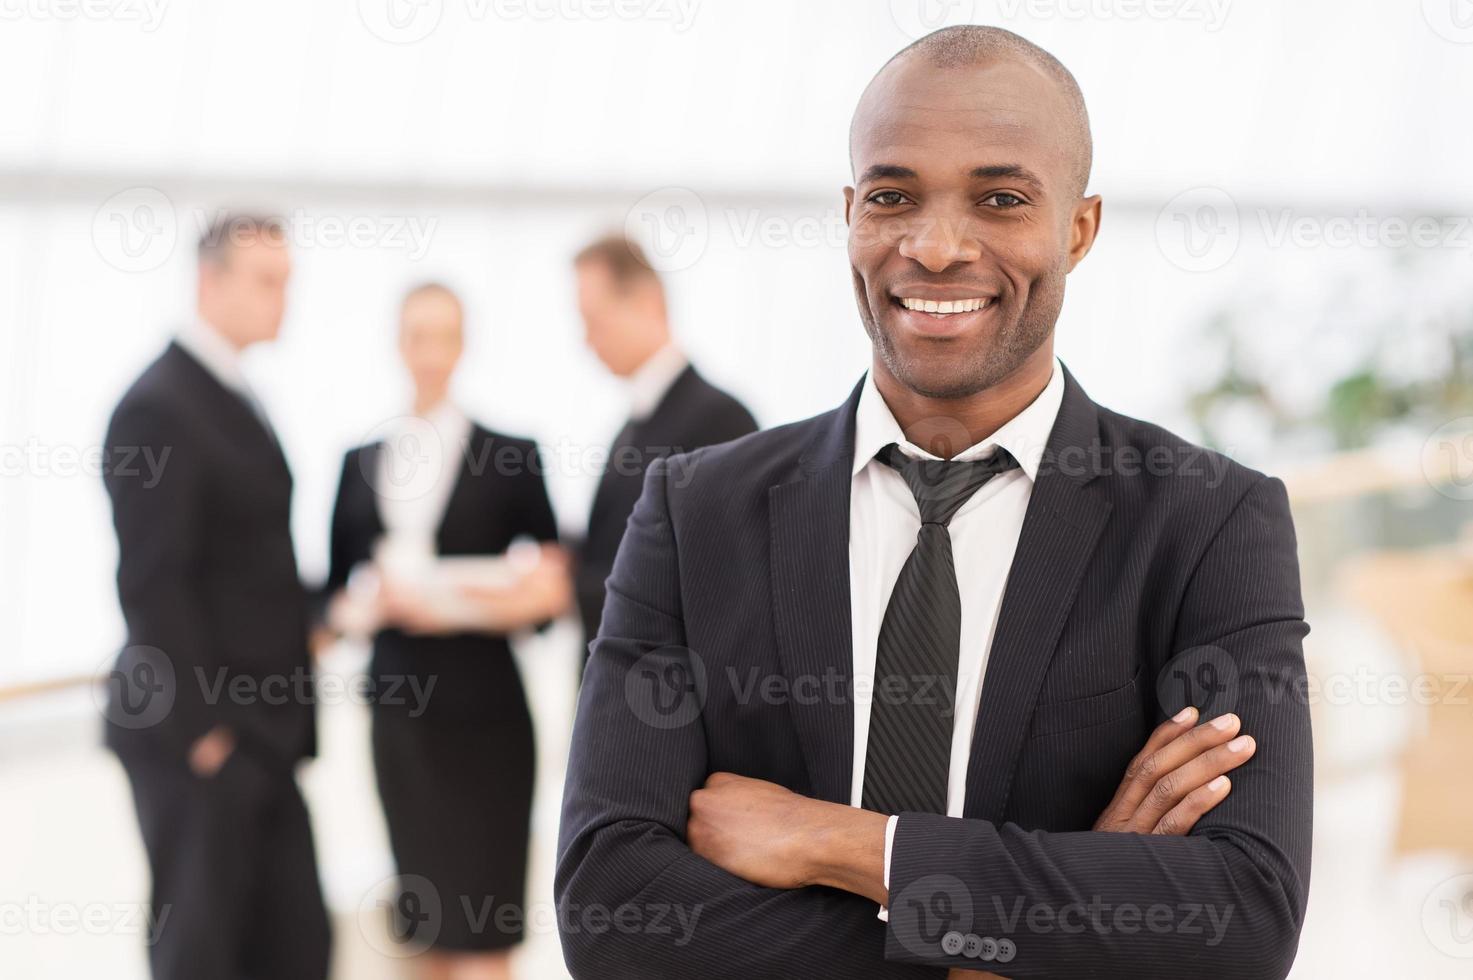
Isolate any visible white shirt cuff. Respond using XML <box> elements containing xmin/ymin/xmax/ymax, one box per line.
<box><xmin>876</xmin><ymin>814</ymin><xmax>899</xmax><ymax>922</ymax></box>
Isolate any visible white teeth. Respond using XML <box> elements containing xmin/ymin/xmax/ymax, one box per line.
<box><xmin>898</xmin><ymin>296</ymin><xmax>990</xmax><ymax>314</ymax></box>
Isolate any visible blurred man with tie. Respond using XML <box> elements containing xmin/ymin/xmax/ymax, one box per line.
<box><xmin>102</xmin><ymin>213</ymin><xmax>329</xmax><ymax>980</ymax></box>
<box><xmin>572</xmin><ymin>234</ymin><xmax>757</xmax><ymax>669</ymax></box>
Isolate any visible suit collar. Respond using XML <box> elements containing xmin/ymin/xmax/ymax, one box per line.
<box><xmin>1042</xmin><ymin>362</ymin><xmax>1105</xmax><ymax>487</ymax></box>
<box><xmin>795</xmin><ymin>376</ymin><xmax>863</xmax><ymax>476</ymax></box>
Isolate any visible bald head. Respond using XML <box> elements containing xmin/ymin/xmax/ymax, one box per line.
<box><xmin>841</xmin><ymin>25</ymin><xmax>1103</xmax><ymax>409</ymax></box>
<box><xmin>852</xmin><ymin>26</ymin><xmax>1092</xmax><ymax>197</ymax></box>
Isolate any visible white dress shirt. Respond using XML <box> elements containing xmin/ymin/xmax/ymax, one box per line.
<box><xmin>374</xmin><ymin>400</ymin><xmax>472</xmax><ymax>555</ymax></box>
<box><xmin>626</xmin><ymin>342</ymin><xmax>688</xmax><ymax>421</ymax></box>
<box><xmin>849</xmin><ymin>359</ymin><xmax>1065</xmax><ymax>915</ymax></box>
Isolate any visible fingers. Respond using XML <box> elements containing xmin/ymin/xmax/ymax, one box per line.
<box><xmin>1094</xmin><ymin>706</ymin><xmax>1199</xmax><ymax>825</ymax></box>
<box><xmin>1153</xmin><ymin>775</ymin><xmax>1232</xmax><ymax>836</ymax></box>
<box><xmin>1134</xmin><ymin>729</ymin><xmax>1256</xmax><ymax>830</ymax></box>
<box><xmin>1140</xmin><ymin>705</ymin><xmax>1201</xmax><ymax>759</ymax></box>
<box><xmin>1108</xmin><ymin>711</ymin><xmax>1244</xmax><ymax>830</ymax></box>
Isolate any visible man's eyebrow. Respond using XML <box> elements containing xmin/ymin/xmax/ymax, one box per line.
<box><xmin>856</xmin><ymin>164</ymin><xmax>918</xmax><ymax>184</ymax></box>
<box><xmin>972</xmin><ymin>164</ymin><xmax>1043</xmax><ymax>186</ymax></box>
<box><xmin>857</xmin><ymin>163</ymin><xmax>1047</xmax><ymax>187</ymax></box>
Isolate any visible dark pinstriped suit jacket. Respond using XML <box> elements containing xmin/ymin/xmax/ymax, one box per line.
<box><xmin>556</xmin><ymin>365</ymin><xmax>1312</xmax><ymax>979</ymax></box>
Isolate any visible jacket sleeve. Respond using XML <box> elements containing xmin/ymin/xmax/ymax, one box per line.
<box><xmin>103</xmin><ymin>397</ymin><xmax>219</xmax><ymax>759</ymax></box>
<box><xmin>883</xmin><ymin>476</ymin><xmax>1313</xmax><ymax>979</ymax></box>
<box><xmin>555</xmin><ymin>456</ymin><xmax>941</xmax><ymax>980</ymax></box>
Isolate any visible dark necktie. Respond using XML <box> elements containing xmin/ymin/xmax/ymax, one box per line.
<box><xmin>860</xmin><ymin>442</ymin><xmax>1020</xmax><ymax>816</ymax></box>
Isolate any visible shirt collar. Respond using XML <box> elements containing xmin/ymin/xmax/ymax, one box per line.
<box><xmin>176</xmin><ymin>318</ymin><xmax>251</xmax><ymax>395</ymax></box>
<box><xmin>627</xmin><ymin>343</ymin><xmax>689</xmax><ymax>420</ymax></box>
<box><xmin>420</xmin><ymin>399</ymin><xmax>471</xmax><ymax>444</ymax></box>
<box><xmin>851</xmin><ymin>357</ymin><xmax>1066</xmax><ymax>482</ymax></box>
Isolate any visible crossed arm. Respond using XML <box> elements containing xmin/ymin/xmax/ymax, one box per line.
<box><xmin>556</xmin><ymin>460</ymin><xmax>1312</xmax><ymax>979</ymax></box>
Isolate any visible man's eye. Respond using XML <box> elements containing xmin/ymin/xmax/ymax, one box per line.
<box><xmin>983</xmin><ymin>192</ymin><xmax>1025</xmax><ymax>208</ymax></box>
<box><xmin>867</xmin><ymin>191</ymin><xmax>908</xmax><ymax>207</ymax></box>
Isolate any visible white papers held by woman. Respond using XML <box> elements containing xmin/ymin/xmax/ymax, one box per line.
<box><xmin>329</xmin><ymin>533</ymin><xmax>573</xmax><ymax>639</ymax></box>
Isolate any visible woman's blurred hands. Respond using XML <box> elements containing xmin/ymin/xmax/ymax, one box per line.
<box><xmin>454</xmin><ymin>543</ymin><xmax>573</xmax><ymax>633</ymax></box>
<box><xmin>377</xmin><ymin>576</ymin><xmax>459</xmax><ymax>636</ymax></box>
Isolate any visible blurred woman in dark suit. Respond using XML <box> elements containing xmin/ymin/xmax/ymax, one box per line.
<box><xmin>323</xmin><ymin>283</ymin><xmax>569</xmax><ymax>980</ymax></box>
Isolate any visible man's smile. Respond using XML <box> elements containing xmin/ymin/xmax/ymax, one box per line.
<box><xmin>889</xmin><ymin>290</ymin><xmax>998</xmax><ymax>336</ymax></box>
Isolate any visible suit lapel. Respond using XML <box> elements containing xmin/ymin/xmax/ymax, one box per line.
<box><xmin>962</xmin><ymin>368</ymin><xmax>1113</xmax><ymax>821</ymax></box>
<box><xmin>768</xmin><ymin>382</ymin><xmax>862</xmax><ymax>805</ymax></box>
<box><xmin>358</xmin><ymin>442</ymin><xmax>388</xmax><ymax>541</ymax></box>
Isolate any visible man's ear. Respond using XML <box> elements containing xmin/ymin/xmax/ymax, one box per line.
<box><xmin>843</xmin><ymin>186</ymin><xmax>855</xmax><ymax>226</ymax></box>
<box><xmin>1066</xmin><ymin>194</ymin><xmax>1102</xmax><ymax>272</ymax></box>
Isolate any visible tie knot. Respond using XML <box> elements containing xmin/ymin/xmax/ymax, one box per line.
<box><xmin>879</xmin><ymin>442</ymin><xmax>1019</xmax><ymax>526</ymax></box>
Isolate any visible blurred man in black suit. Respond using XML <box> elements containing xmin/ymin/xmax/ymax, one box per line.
<box><xmin>102</xmin><ymin>213</ymin><xmax>329</xmax><ymax>980</ymax></box>
<box><xmin>572</xmin><ymin>235</ymin><xmax>757</xmax><ymax>668</ymax></box>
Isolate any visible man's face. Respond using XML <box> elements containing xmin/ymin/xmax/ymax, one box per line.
<box><xmin>845</xmin><ymin>56</ymin><xmax>1097</xmax><ymax>399</ymax></box>
<box><xmin>199</xmin><ymin>232</ymin><xmax>292</xmax><ymax>347</ymax></box>
<box><xmin>576</xmin><ymin>259</ymin><xmax>649</xmax><ymax>377</ymax></box>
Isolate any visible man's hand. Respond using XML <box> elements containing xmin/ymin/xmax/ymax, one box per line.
<box><xmin>687</xmin><ymin>773</ymin><xmax>823</xmax><ymax>889</ymax></box>
<box><xmin>945</xmin><ymin>710</ymin><xmax>1257</xmax><ymax>980</ymax></box>
<box><xmin>1093</xmin><ymin>706</ymin><xmax>1256</xmax><ymax>835</ymax></box>
<box><xmin>188</xmin><ymin>724</ymin><xmax>236</xmax><ymax>777</ymax></box>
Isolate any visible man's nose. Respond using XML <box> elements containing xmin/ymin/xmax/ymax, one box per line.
<box><xmin>897</xmin><ymin>209</ymin><xmax>983</xmax><ymax>273</ymax></box>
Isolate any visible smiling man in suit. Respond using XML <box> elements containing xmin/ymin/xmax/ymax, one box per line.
<box><xmin>556</xmin><ymin>26</ymin><xmax>1311</xmax><ymax>980</ymax></box>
